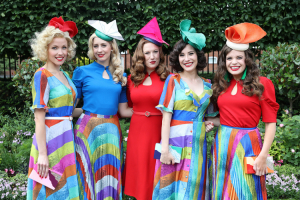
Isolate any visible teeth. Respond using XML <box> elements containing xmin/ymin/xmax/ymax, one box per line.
<box><xmin>231</xmin><ymin>67</ymin><xmax>240</xmax><ymax>69</ymax></box>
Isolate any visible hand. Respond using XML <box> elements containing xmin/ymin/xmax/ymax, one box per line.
<box><xmin>205</xmin><ymin>121</ymin><xmax>214</xmax><ymax>132</ymax></box>
<box><xmin>37</xmin><ymin>154</ymin><xmax>49</xmax><ymax>178</ymax></box>
<box><xmin>253</xmin><ymin>155</ymin><xmax>268</xmax><ymax>176</ymax></box>
<box><xmin>160</xmin><ymin>151</ymin><xmax>175</xmax><ymax>165</ymax></box>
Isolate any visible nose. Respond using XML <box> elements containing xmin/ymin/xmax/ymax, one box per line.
<box><xmin>150</xmin><ymin>52</ymin><xmax>155</xmax><ymax>59</ymax></box>
<box><xmin>184</xmin><ymin>54</ymin><xmax>189</xmax><ymax>61</ymax></box>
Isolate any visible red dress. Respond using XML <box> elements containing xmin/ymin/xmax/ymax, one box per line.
<box><xmin>124</xmin><ymin>71</ymin><xmax>165</xmax><ymax>200</ymax></box>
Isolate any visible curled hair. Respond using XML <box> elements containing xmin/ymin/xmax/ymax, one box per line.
<box><xmin>30</xmin><ymin>26</ymin><xmax>76</xmax><ymax>61</ymax></box>
<box><xmin>169</xmin><ymin>39</ymin><xmax>206</xmax><ymax>72</ymax></box>
<box><xmin>130</xmin><ymin>38</ymin><xmax>169</xmax><ymax>86</ymax></box>
<box><xmin>87</xmin><ymin>33</ymin><xmax>126</xmax><ymax>86</ymax></box>
<box><xmin>211</xmin><ymin>44</ymin><xmax>264</xmax><ymax>105</ymax></box>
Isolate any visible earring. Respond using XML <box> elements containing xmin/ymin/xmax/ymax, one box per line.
<box><xmin>224</xmin><ymin>71</ymin><xmax>230</xmax><ymax>82</ymax></box>
<box><xmin>241</xmin><ymin>67</ymin><xmax>247</xmax><ymax>80</ymax></box>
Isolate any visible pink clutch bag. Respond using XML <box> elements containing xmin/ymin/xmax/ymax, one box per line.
<box><xmin>29</xmin><ymin>164</ymin><xmax>62</xmax><ymax>190</ymax></box>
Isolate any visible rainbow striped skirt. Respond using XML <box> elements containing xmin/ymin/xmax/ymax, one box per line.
<box><xmin>74</xmin><ymin>112</ymin><xmax>123</xmax><ymax>200</ymax></box>
<box><xmin>210</xmin><ymin>125</ymin><xmax>267</xmax><ymax>200</ymax></box>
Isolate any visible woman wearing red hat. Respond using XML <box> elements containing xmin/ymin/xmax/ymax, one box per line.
<box><xmin>27</xmin><ymin>17</ymin><xmax>80</xmax><ymax>199</ymax></box>
<box><xmin>123</xmin><ymin>17</ymin><xmax>169</xmax><ymax>200</ymax></box>
<box><xmin>210</xmin><ymin>23</ymin><xmax>279</xmax><ymax>200</ymax></box>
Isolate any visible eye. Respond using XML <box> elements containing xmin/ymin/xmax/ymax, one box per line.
<box><xmin>144</xmin><ymin>52</ymin><xmax>149</xmax><ymax>55</ymax></box>
<box><xmin>93</xmin><ymin>45</ymin><xmax>98</xmax><ymax>48</ymax></box>
<box><xmin>154</xmin><ymin>50</ymin><xmax>159</xmax><ymax>53</ymax></box>
<box><xmin>237</xmin><ymin>56</ymin><xmax>243</xmax><ymax>59</ymax></box>
<box><xmin>189</xmin><ymin>52</ymin><xmax>194</xmax><ymax>56</ymax></box>
<box><xmin>179</xmin><ymin>54</ymin><xmax>184</xmax><ymax>57</ymax></box>
<box><xmin>62</xmin><ymin>46</ymin><xmax>67</xmax><ymax>49</ymax></box>
<box><xmin>52</xmin><ymin>46</ymin><xmax>57</xmax><ymax>50</ymax></box>
<box><xmin>226</xmin><ymin>57</ymin><xmax>232</xmax><ymax>60</ymax></box>
<box><xmin>101</xmin><ymin>44</ymin><xmax>107</xmax><ymax>48</ymax></box>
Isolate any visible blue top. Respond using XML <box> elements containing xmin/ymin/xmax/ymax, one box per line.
<box><xmin>72</xmin><ymin>61</ymin><xmax>127</xmax><ymax>115</ymax></box>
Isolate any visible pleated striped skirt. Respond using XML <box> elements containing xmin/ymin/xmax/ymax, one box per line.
<box><xmin>74</xmin><ymin>112</ymin><xmax>123</xmax><ymax>200</ymax></box>
<box><xmin>210</xmin><ymin>125</ymin><xmax>267</xmax><ymax>200</ymax></box>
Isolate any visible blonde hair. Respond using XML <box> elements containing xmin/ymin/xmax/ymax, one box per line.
<box><xmin>87</xmin><ymin>33</ymin><xmax>126</xmax><ymax>86</ymax></box>
<box><xmin>30</xmin><ymin>26</ymin><xmax>76</xmax><ymax>61</ymax></box>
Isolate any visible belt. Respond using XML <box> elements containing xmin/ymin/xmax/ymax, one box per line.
<box><xmin>45</xmin><ymin>116</ymin><xmax>73</xmax><ymax>121</ymax></box>
<box><xmin>133</xmin><ymin>110</ymin><xmax>162</xmax><ymax>117</ymax></box>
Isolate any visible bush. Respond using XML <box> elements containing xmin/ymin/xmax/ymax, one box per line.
<box><xmin>0</xmin><ymin>103</ymin><xmax>34</xmax><ymax>172</ymax></box>
<box><xmin>0</xmin><ymin>171</ymin><xmax>27</xmax><ymax>199</ymax></box>
<box><xmin>266</xmin><ymin>164</ymin><xmax>300</xmax><ymax>199</ymax></box>
<box><xmin>260</xmin><ymin>42</ymin><xmax>300</xmax><ymax>116</ymax></box>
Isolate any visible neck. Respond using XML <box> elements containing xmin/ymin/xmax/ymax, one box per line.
<box><xmin>232</xmin><ymin>74</ymin><xmax>242</xmax><ymax>81</ymax></box>
<box><xmin>146</xmin><ymin>67</ymin><xmax>156</xmax><ymax>75</ymax></box>
<box><xmin>96</xmin><ymin>59</ymin><xmax>110</xmax><ymax>67</ymax></box>
<box><xmin>44</xmin><ymin>61</ymin><xmax>60</xmax><ymax>72</ymax></box>
<box><xmin>181</xmin><ymin>69</ymin><xmax>198</xmax><ymax>80</ymax></box>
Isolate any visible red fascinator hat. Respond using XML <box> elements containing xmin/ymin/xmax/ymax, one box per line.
<box><xmin>137</xmin><ymin>17</ymin><xmax>168</xmax><ymax>46</ymax></box>
<box><xmin>48</xmin><ymin>17</ymin><xmax>78</xmax><ymax>38</ymax></box>
<box><xmin>225</xmin><ymin>22</ymin><xmax>266</xmax><ymax>51</ymax></box>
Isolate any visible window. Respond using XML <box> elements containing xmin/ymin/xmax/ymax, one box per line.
<box><xmin>208</xmin><ymin>57</ymin><xmax>217</xmax><ymax>64</ymax></box>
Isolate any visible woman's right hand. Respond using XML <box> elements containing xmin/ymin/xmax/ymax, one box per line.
<box><xmin>160</xmin><ymin>151</ymin><xmax>175</xmax><ymax>165</ymax></box>
<box><xmin>37</xmin><ymin>154</ymin><xmax>49</xmax><ymax>178</ymax></box>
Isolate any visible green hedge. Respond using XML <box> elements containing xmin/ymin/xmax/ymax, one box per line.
<box><xmin>1</xmin><ymin>0</ymin><xmax>299</xmax><ymax>58</ymax></box>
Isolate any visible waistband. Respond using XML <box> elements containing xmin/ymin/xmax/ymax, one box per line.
<box><xmin>221</xmin><ymin>124</ymin><xmax>257</xmax><ymax>130</ymax></box>
<box><xmin>133</xmin><ymin>110</ymin><xmax>162</xmax><ymax>117</ymax></box>
<box><xmin>84</xmin><ymin>111</ymin><xmax>114</xmax><ymax>119</ymax></box>
<box><xmin>45</xmin><ymin>116</ymin><xmax>73</xmax><ymax>121</ymax></box>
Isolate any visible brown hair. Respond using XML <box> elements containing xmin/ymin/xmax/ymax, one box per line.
<box><xmin>169</xmin><ymin>39</ymin><xmax>206</xmax><ymax>72</ymax></box>
<box><xmin>211</xmin><ymin>44</ymin><xmax>264</xmax><ymax>105</ymax></box>
<box><xmin>130</xmin><ymin>38</ymin><xmax>169</xmax><ymax>86</ymax></box>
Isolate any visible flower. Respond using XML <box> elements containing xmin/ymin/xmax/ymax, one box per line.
<box><xmin>126</xmin><ymin>130</ymin><xmax>129</xmax><ymax>133</ymax></box>
<box><xmin>285</xmin><ymin>109</ymin><xmax>289</xmax><ymax>114</ymax></box>
<box><xmin>291</xmin><ymin>149</ymin><xmax>295</xmax><ymax>153</ymax></box>
<box><xmin>0</xmin><ymin>141</ymin><xmax>3</xmax><ymax>144</ymax></box>
<box><xmin>5</xmin><ymin>169</ymin><xmax>8</xmax><ymax>173</ymax></box>
<box><xmin>279</xmin><ymin>124</ymin><xmax>284</xmax><ymax>127</ymax></box>
<box><xmin>124</xmin><ymin>137</ymin><xmax>128</xmax><ymax>142</ymax></box>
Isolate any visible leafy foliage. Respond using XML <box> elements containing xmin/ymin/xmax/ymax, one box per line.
<box><xmin>1</xmin><ymin>0</ymin><xmax>300</xmax><ymax>58</ymax></box>
<box><xmin>260</xmin><ymin>42</ymin><xmax>300</xmax><ymax>116</ymax></box>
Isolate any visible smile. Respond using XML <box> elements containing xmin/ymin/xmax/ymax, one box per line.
<box><xmin>230</xmin><ymin>66</ymin><xmax>240</xmax><ymax>71</ymax></box>
<box><xmin>184</xmin><ymin>62</ymin><xmax>193</xmax><ymax>67</ymax></box>
<box><xmin>150</xmin><ymin>61</ymin><xmax>156</xmax><ymax>64</ymax></box>
<box><xmin>56</xmin><ymin>57</ymin><xmax>64</xmax><ymax>61</ymax></box>
<box><xmin>98</xmin><ymin>54</ymin><xmax>104</xmax><ymax>58</ymax></box>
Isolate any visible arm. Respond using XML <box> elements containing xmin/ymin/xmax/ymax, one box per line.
<box><xmin>72</xmin><ymin>98</ymin><xmax>83</xmax><ymax>117</ymax></box>
<box><xmin>160</xmin><ymin>111</ymin><xmax>175</xmax><ymax>165</ymax></box>
<box><xmin>34</xmin><ymin>109</ymin><xmax>49</xmax><ymax>178</ymax></box>
<box><xmin>253</xmin><ymin>122</ymin><xmax>276</xmax><ymax>176</ymax></box>
<box><xmin>118</xmin><ymin>102</ymin><xmax>132</xmax><ymax>118</ymax></box>
<box><xmin>206</xmin><ymin>117</ymin><xmax>220</xmax><ymax>127</ymax></box>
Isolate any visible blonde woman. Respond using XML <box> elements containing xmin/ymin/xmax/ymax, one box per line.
<box><xmin>72</xmin><ymin>20</ymin><xmax>131</xmax><ymax>200</ymax></box>
<box><xmin>27</xmin><ymin>17</ymin><xmax>80</xmax><ymax>199</ymax></box>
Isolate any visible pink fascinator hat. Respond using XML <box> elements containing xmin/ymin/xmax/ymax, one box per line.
<box><xmin>137</xmin><ymin>17</ymin><xmax>169</xmax><ymax>46</ymax></box>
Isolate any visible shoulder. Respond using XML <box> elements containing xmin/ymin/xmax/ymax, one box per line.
<box><xmin>259</xmin><ymin>76</ymin><xmax>274</xmax><ymax>87</ymax></box>
<box><xmin>33</xmin><ymin>68</ymin><xmax>51</xmax><ymax>78</ymax></box>
<box><xmin>200</xmin><ymin>77</ymin><xmax>212</xmax><ymax>88</ymax></box>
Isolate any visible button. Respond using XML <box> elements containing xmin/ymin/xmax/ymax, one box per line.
<box><xmin>194</xmin><ymin>109</ymin><xmax>196</xmax><ymax>111</ymax></box>
<box><xmin>188</xmin><ymin>153</ymin><xmax>190</xmax><ymax>155</ymax></box>
<box><xmin>190</xmin><ymin>130</ymin><xmax>192</xmax><ymax>133</ymax></box>
<box><xmin>184</xmin><ymin>188</ymin><xmax>186</xmax><ymax>190</ymax></box>
<box><xmin>189</xmin><ymin>142</ymin><xmax>191</xmax><ymax>144</ymax></box>
<box><xmin>191</xmin><ymin>119</ymin><xmax>193</xmax><ymax>121</ymax></box>
<box><xmin>186</xmin><ymin>176</ymin><xmax>188</xmax><ymax>178</ymax></box>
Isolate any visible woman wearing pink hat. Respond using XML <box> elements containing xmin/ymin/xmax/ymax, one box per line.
<box><xmin>210</xmin><ymin>23</ymin><xmax>279</xmax><ymax>199</ymax></box>
<box><xmin>123</xmin><ymin>17</ymin><xmax>169</xmax><ymax>200</ymax></box>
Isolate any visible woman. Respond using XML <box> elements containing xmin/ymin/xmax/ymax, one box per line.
<box><xmin>27</xmin><ymin>17</ymin><xmax>80</xmax><ymax>199</ymax></box>
<box><xmin>72</xmin><ymin>20</ymin><xmax>131</xmax><ymax>200</ymax></box>
<box><xmin>210</xmin><ymin>23</ymin><xmax>279</xmax><ymax>200</ymax></box>
<box><xmin>152</xmin><ymin>19</ymin><xmax>218</xmax><ymax>200</ymax></box>
<box><xmin>124</xmin><ymin>17</ymin><xmax>169</xmax><ymax>200</ymax></box>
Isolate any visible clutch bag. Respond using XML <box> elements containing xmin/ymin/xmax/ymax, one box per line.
<box><xmin>244</xmin><ymin>156</ymin><xmax>274</xmax><ymax>174</ymax></box>
<box><xmin>154</xmin><ymin>143</ymin><xmax>182</xmax><ymax>163</ymax></box>
<box><xmin>29</xmin><ymin>164</ymin><xmax>62</xmax><ymax>190</ymax></box>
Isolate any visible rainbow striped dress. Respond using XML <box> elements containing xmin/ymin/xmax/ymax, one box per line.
<box><xmin>27</xmin><ymin>68</ymin><xmax>80</xmax><ymax>200</ymax></box>
<box><xmin>153</xmin><ymin>74</ymin><xmax>218</xmax><ymax>200</ymax></box>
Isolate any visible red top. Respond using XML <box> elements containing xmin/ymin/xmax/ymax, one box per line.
<box><xmin>218</xmin><ymin>76</ymin><xmax>279</xmax><ymax>128</ymax></box>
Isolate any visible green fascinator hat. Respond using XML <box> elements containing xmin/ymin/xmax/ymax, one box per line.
<box><xmin>180</xmin><ymin>19</ymin><xmax>206</xmax><ymax>51</ymax></box>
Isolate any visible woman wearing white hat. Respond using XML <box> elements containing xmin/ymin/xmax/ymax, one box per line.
<box><xmin>72</xmin><ymin>20</ymin><xmax>132</xmax><ymax>200</ymax></box>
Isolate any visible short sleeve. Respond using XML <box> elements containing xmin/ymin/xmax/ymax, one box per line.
<box><xmin>72</xmin><ymin>67</ymin><xmax>83</xmax><ymax>98</ymax></box>
<box><xmin>31</xmin><ymin>69</ymin><xmax>50</xmax><ymax>112</ymax></box>
<box><xmin>156</xmin><ymin>74</ymin><xmax>176</xmax><ymax>113</ymax></box>
<box><xmin>126</xmin><ymin>75</ymin><xmax>133</xmax><ymax>107</ymax></box>
<box><xmin>119</xmin><ymin>73</ymin><xmax>128</xmax><ymax>103</ymax></box>
<box><xmin>205</xmin><ymin>103</ymin><xmax>219</xmax><ymax>117</ymax></box>
<box><xmin>260</xmin><ymin>77</ymin><xmax>280</xmax><ymax>122</ymax></box>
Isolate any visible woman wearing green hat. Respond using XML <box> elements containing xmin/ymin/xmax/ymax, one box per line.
<box><xmin>72</xmin><ymin>20</ymin><xmax>132</xmax><ymax>200</ymax></box>
<box><xmin>152</xmin><ymin>19</ymin><xmax>218</xmax><ymax>200</ymax></box>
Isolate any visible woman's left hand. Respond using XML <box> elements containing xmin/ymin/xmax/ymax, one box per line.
<box><xmin>253</xmin><ymin>155</ymin><xmax>268</xmax><ymax>176</ymax></box>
